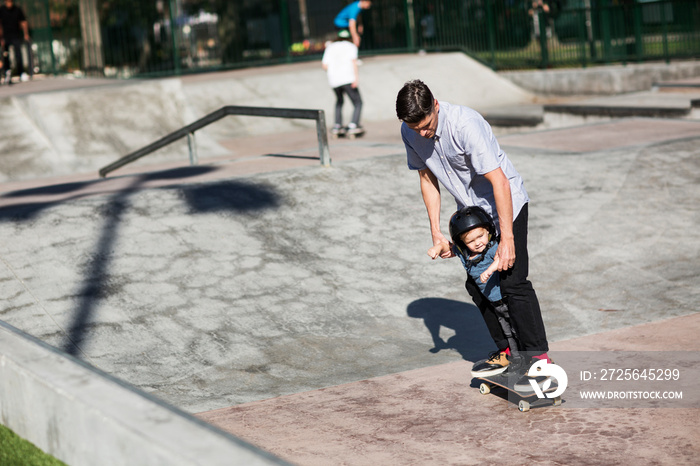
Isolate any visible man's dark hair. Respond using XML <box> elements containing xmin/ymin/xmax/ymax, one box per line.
<box><xmin>396</xmin><ymin>79</ymin><xmax>434</xmax><ymax>124</ymax></box>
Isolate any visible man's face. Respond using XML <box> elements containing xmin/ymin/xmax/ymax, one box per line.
<box><xmin>405</xmin><ymin>100</ymin><xmax>439</xmax><ymax>139</ymax></box>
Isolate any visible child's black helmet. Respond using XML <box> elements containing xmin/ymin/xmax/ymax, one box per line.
<box><xmin>449</xmin><ymin>206</ymin><xmax>496</xmax><ymax>254</ymax></box>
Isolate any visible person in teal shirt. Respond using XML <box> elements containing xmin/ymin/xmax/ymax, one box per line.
<box><xmin>333</xmin><ymin>1</ymin><xmax>372</xmax><ymax>47</ymax></box>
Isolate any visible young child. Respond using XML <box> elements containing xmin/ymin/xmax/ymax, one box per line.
<box><xmin>430</xmin><ymin>208</ymin><xmax>553</xmax><ymax>391</ymax></box>
<box><xmin>321</xmin><ymin>29</ymin><xmax>364</xmax><ymax>137</ymax></box>
<box><xmin>428</xmin><ymin>206</ymin><xmax>526</xmax><ymax>379</ymax></box>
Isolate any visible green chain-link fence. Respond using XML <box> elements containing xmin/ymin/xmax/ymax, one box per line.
<box><xmin>13</xmin><ymin>0</ymin><xmax>700</xmax><ymax>78</ymax></box>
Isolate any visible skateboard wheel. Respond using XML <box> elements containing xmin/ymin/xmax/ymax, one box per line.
<box><xmin>553</xmin><ymin>397</ymin><xmax>562</xmax><ymax>407</ymax></box>
<box><xmin>518</xmin><ymin>400</ymin><xmax>530</xmax><ymax>412</ymax></box>
<box><xmin>479</xmin><ymin>383</ymin><xmax>491</xmax><ymax>395</ymax></box>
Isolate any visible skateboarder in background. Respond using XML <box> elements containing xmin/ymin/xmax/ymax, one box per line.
<box><xmin>0</xmin><ymin>0</ymin><xmax>30</xmax><ymax>85</ymax></box>
<box><xmin>322</xmin><ymin>29</ymin><xmax>364</xmax><ymax>138</ymax></box>
<box><xmin>396</xmin><ymin>79</ymin><xmax>550</xmax><ymax>385</ymax></box>
<box><xmin>333</xmin><ymin>1</ymin><xmax>372</xmax><ymax>48</ymax></box>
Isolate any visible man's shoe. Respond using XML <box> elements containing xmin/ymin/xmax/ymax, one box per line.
<box><xmin>513</xmin><ymin>359</ymin><xmax>552</xmax><ymax>393</ymax></box>
<box><xmin>470</xmin><ymin>350</ymin><xmax>510</xmax><ymax>377</ymax></box>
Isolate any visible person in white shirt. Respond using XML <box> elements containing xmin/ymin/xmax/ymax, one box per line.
<box><xmin>322</xmin><ymin>30</ymin><xmax>363</xmax><ymax>136</ymax></box>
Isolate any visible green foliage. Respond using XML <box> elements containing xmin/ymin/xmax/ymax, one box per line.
<box><xmin>0</xmin><ymin>423</ymin><xmax>68</xmax><ymax>466</ymax></box>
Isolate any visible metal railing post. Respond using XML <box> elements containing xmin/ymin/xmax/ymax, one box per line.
<box><xmin>404</xmin><ymin>0</ymin><xmax>416</xmax><ymax>52</ymax></box>
<box><xmin>660</xmin><ymin>0</ymin><xmax>670</xmax><ymax>63</ymax></box>
<box><xmin>168</xmin><ymin>0</ymin><xmax>181</xmax><ymax>75</ymax></box>
<box><xmin>187</xmin><ymin>132</ymin><xmax>198</xmax><ymax>165</ymax></box>
<box><xmin>486</xmin><ymin>0</ymin><xmax>496</xmax><ymax>68</ymax></box>
<box><xmin>315</xmin><ymin>110</ymin><xmax>331</xmax><ymax>167</ymax></box>
<box><xmin>538</xmin><ymin>10</ymin><xmax>549</xmax><ymax>69</ymax></box>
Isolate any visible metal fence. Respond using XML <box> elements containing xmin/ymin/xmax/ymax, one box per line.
<box><xmin>13</xmin><ymin>0</ymin><xmax>700</xmax><ymax>79</ymax></box>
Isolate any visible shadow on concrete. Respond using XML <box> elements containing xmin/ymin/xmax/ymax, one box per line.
<box><xmin>180</xmin><ymin>179</ymin><xmax>282</xmax><ymax>214</ymax></box>
<box><xmin>264</xmin><ymin>153</ymin><xmax>321</xmax><ymax>161</ymax></box>
<box><xmin>406</xmin><ymin>297</ymin><xmax>497</xmax><ymax>363</ymax></box>
<box><xmin>0</xmin><ymin>180</ymin><xmax>104</xmax><ymax>198</ymax></box>
<box><xmin>0</xmin><ymin>165</ymin><xmax>283</xmax><ymax>356</ymax></box>
<box><xmin>0</xmin><ymin>166</ymin><xmax>219</xmax><ymax>222</ymax></box>
<box><xmin>65</xmin><ymin>177</ymin><xmax>141</xmax><ymax>356</ymax></box>
<box><xmin>64</xmin><ymin>173</ymin><xmax>282</xmax><ymax>355</ymax></box>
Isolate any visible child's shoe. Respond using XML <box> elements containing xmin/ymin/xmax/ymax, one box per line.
<box><xmin>470</xmin><ymin>350</ymin><xmax>510</xmax><ymax>377</ymax></box>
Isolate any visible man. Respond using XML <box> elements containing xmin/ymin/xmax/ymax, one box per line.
<box><xmin>395</xmin><ymin>79</ymin><xmax>550</xmax><ymax>383</ymax></box>
<box><xmin>0</xmin><ymin>0</ymin><xmax>30</xmax><ymax>84</ymax></box>
<box><xmin>333</xmin><ymin>1</ymin><xmax>371</xmax><ymax>48</ymax></box>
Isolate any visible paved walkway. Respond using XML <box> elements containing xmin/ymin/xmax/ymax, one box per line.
<box><xmin>198</xmin><ymin>313</ymin><xmax>700</xmax><ymax>465</ymax></box>
<box><xmin>1</xmin><ymin>59</ymin><xmax>699</xmax><ymax>464</ymax></box>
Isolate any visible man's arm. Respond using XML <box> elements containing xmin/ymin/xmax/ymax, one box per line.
<box><xmin>483</xmin><ymin>168</ymin><xmax>515</xmax><ymax>271</ymax></box>
<box><xmin>419</xmin><ymin>168</ymin><xmax>453</xmax><ymax>258</ymax></box>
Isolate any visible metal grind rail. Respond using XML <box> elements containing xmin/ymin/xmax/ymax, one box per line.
<box><xmin>98</xmin><ymin>105</ymin><xmax>331</xmax><ymax>178</ymax></box>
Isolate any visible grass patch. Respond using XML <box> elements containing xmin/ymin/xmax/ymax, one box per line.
<box><xmin>0</xmin><ymin>423</ymin><xmax>68</xmax><ymax>466</ymax></box>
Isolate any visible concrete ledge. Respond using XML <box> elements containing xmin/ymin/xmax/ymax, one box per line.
<box><xmin>543</xmin><ymin>104</ymin><xmax>690</xmax><ymax>118</ymax></box>
<box><xmin>0</xmin><ymin>320</ymin><xmax>288</xmax><ymax>466</ymax></box>
<box><xmin>501</xmin><ymin>60</ymin><xmax>700</xmax><ymax>95</ymax></box>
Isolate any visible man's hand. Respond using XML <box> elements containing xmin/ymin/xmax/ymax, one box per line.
<box><xmin>495</xmin><ymin>236</ymin><xmax>516</xmax><ymax>271</ymax></box>
<box><xmin>483</xmin><ymin>168</ymin><xmax>515</xmax><ymax>271</ymax></box>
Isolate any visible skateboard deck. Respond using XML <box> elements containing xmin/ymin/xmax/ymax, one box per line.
<box><xmin>346</xmin><ymin>128</ymin><xmax>365</xmax><ymax>139</ymax></box>
<box><xmin>475</xmin><ymin>372</ymin><xmax>561</xmax><ymax>412</ymax></box>
<box><xmin>331</xmin><ymin>127</ymin><xmax>365</xmax><ymax>139</ymax></box>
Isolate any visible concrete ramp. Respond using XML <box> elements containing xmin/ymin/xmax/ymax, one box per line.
<box><xmin>0</xmin><ymin>97</ymin><xmax>62</xmax><ymax>182</ymax></box>
<box><xmin>180</xmin><ymin>52</ymin><xmax>536</xmax><ymax>140</ymax></box>
<box><xmin>0</xmin><ymin>79</ymin><xmax>230</xmax><ymax>183</ymax></box>
<box><xmin>0</xmin><ymin>52</ymin><xmax>534</xmax><ymax>183</ymax></box>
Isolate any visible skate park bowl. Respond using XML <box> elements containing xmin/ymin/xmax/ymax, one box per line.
<box><xmin>1</xmin><ymin>51</ymin><xmax>699</xmax><ymax>464</ymax></box>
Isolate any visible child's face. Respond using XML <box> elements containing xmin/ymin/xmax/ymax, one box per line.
<box><xmin>460</xmin><ymin>227</ymin><xmax>490</xmax><ymax>254</ymax></box>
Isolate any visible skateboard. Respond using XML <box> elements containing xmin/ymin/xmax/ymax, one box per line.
<box><xmin>475</xmin><ymin>372</ymin><xmax>561</xmax><ymax>412</ymax></box>
<box><xmin>345</xmin><ymin>127</ymin><xmax>365</xmax><ymax>139</ymax></box>
<box><xmin>331</xmin><ymin>127</ymin><xmax>365</xmax><ymax>139</ymax></box>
